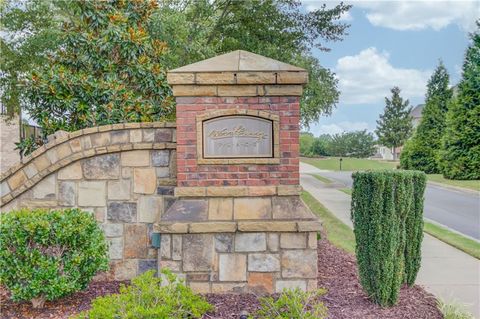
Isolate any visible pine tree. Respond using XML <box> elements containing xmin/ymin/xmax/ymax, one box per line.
<box><xmin>376</xmin><ymin>87</ymin><xmax>413</xmax><ymax>160</ymax></box>
<box><xmin>26</xmin><ymin>0</ymin><xmax>174</xmax><ymax>136</ymax></box>
<box><xmin>440</xmin><ymin>23</ymin><xmax>480</xmax><ymax>180</ymax></box>
<box><xmin>400</xmin><ymin>61</ymin><xmax>452</xmax><ymax>173</ymax></box>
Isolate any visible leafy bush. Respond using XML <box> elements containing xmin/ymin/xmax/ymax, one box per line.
<box><xmin>251</xmin><ymin>288</ymin><xmax>327</xmax><ymax>319</ymax></box>
<box><xmin>437</xmin><ymin>300</ymin><xmax>474</xmax><ymax>319</ymax></box>
<box><xmin>76</xmin><ymin>269</ymin><xmax>213</xmax><ymax>319</ymax></box>
<box><xmin>404</xmin><ymin>172</ymin><xmax>426</xmax><ymax>286</ymax></box>
<box><xmin>351</xmin><ymin>170</ymin><xmax>426</xmax><ymax>306</ymax></box>
<box><xmin>0</xmin><ymin>208</ymin><xmax>109</xmax><ymax>307</ymax></box>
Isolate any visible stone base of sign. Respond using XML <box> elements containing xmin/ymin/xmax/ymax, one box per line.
<box><xmin>157</xmin><ymin>230</ymin><xmax>319</xmax><ymax>294</ymax></box>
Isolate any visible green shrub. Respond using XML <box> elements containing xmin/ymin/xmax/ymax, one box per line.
<box><xmin>404</xmin><ymin>171</ymin><xmax>426</xmax><ymax>286</ymax></box>
<box><xmin>76</xmin><ymin>269</ymin><xmax>213</xmax><ymax>319</ymax></box>
<box><xmin>251</xmin><ymin>288</ymin><xmax>327</xmax><ymax>319</ymax></box>
<box><xmin>437</xmin><ymin>300</ymin><xmax>474</xmax><ymax>319</ymax></box>
<box><xmin>351</xmin><ymin>170</ymin><xmax>426</xmax><ymax>306</ymax></box>
<box><xmin>0</xmin><ymin>208</ymin><xmax>109</xmax><ymax>307</ymax></box>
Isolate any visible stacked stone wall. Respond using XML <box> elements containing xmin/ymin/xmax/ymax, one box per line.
<box><xmin>0</xmin><ymin>123</ymin><xmax>176</xmax><ymax>280</ymax></box>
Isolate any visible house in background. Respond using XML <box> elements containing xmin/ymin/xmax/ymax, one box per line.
<box><xmin>0</xmin><ymin>111</ymin><xmax>20</xmax><ymax>174</ymax></box>
<box><xmin>372</xmin><ymin>104</ymin><xmax>424</xmax><ymax>160</ymax></box>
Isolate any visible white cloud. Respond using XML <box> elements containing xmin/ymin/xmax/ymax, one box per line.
<box><xmin>335</xmin><ymin>47</ymin><xmax>431</xmax><ymax>104</ymax></box>
<box><xmin>355</xmin><ymin>0</ymin><xmax>479</xmax><ymax>32</ymax></box>
<box><xmin>315</xmin><ymin>121</ymin><xmax>370</xmax><ymax>135</ymax></box>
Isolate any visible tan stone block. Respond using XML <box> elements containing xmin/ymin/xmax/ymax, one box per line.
<box><xmin>58</xmin><ymin>162</ymin><xmax>83</xmax><ymax>180</ymax></box>
<box><xmin>207</xmin><ymin>187</ymin><xmax>245</xmax><ymax>197</ymax></box>
<box><xmin>167</xmin><ymin>72</ymin><xmax>195</xmax><ymax>84</ymax></box>
<box><xmin>158</xmin><ymin>260</ymin><xmax>182</xmax><ymax>272</ymax></box>
<box><xmin>308</xmin><ymin>232</ymin><xmax>318</xmax><ymax>249</ymax></box>
<box><xmin>33</xmin><ymin>174</ymin><xmax>56</xmax><ymax>199</ymax></box>
<box><xmin>247</xmin><ymin>272</ymin><xmax>274</xmax><ymax>294</ymax></box>
<box><xmin>297</xmin><ymin>221</ymin><xmax>322</xmax><ymax>232</ymax></box>
<box><xmin>219</xmin><ymin>254</ymin><xmax>247</xmax><ymax>281</ymax></box>
<box><xmin>154</xmin><ymin>223</ymin><xmax>189</xmax><ymax>233</ymax></box>
<box><xmin>122</xmin><ymin>167</ymin><xmax>132</xmax><ymax>178</ymax></box>
<box><xmin>95</xmin><ymin>208</ymin><xmax>105</xmax><ymax>222</ymax></box>
<box><xmin>46</xmin><ymin>149</ymin><xmax>59</xmax><ymax>164</ymax></box>
<box><xmin>172</xmin><ymin>85</ymin><xmax>217</xmax><ymax>96</ymax></box>
<box><xmin>121</xmin><ymin>150</ymin><xmax>150</xmax><ymax>167</ymax></box>
<box><xmin>267</xmin><ymin>233</ymin><xmax>279</xmax><ymax>252</ymax></box>
<box><xmin>280</xmin><ymin>233</ymin><xmax>306</xmax><ymax>249</ymax></box>
<box><xmin>7</xmin><ymin>170</ymin><xmax>27</xmax><ymax>190</ymax></box>
<box><xmin>234</xmin><ymin>197</ymin><xmax>271</xmax><ymax>219</ymax></box>
<box><xmin>19</xmin><ymin>199</ymin><xmax>58</xmax><ymax>208</ymax></box>
<box><xmin>107</xmin><ymin>179</ymin><xmax>131</xmax><ymax>200</ymax></box>
<box><xmin>277</xmin><ymin>185</ymin><xmax>302</xmax><ymax>196</ymax></box>
<box><xmin>130</xmin><ymin>129</ymin><xmax>142</xmax><ymax>143</ymax></box>
<box><xmin>189</xmin><ymin>282</ymin><xmax>211</xmax><ymax>294</ymax></box>
<box><xmin>183</xmin><ymin>234</ymin><xmax>214</xmax><ymax>272</ymax></box>
<box><xmin>307</xmin><ymin>279</ymin><xmax>317</xmax><ymax>291</ymax></box>
<box><xmin>78</xmin><ymin>181</ymin><xmax>106</xmax><ymax>207</ymax></box>
<box><xmin>175</xmin><ymin>187</ymin><xmax>206</xmax><ymax>197</ymax></box>
<box><xmin>237</xmin><ymin>72</ymin><xmax>276</xmax><ymax>84</ymax></box>
<box><xmin>276</xmin><ymin>71</ymin><xmax>308</xmax><ymax>84</ymax></box>
<box><xmin>33</xmin><ymin>155</ymin><xmax>52</xmax><ymax>175</ymax></box>
<box><xmin>198</xmin><ymin>72</ymin><xmax>235</xmax><ymax>84</ymax></box>
<box><xmin>113</xmin><ymin>260</ymin><xmax>138</xmax><ymax>280</ymax></box>
<box><xmin>189</xmin><ymin>222</ymin><xmax>236</xmax><ymax>233</ymax></box>
<box><xmin>275</xmin><ymin>280</ymin><xmax>306</xmax><ymax>293</ymax></box>
<box><xmin>124</xmin><ymin>224</ymin><xmax>147</xmax><ymax>259</ymax></box>
<box><xmin>247</xmin><ymin>186</ymin><xmax>277</xmax><ymax>196</ymax></box>
<box><xmin>211</xmin><ymin>283</ymin><xmax>246</xmax><ymax>293</ymax></box>
<box><xmin>264</xmin><ymin>85</ymin><xmax>303</xmax><ymax>96</ymax></box>
<box><xmin>57</xmin><ymin>143</ymin><xmax>72</xmax><ymax>159</ymax></box>
<box><xmin>208</xmin><ymin>198</ymin><xmax>233</xmax><ymax>220</ymax></box>
<box><xmin>91</xmin><ymin>132</ymin><xmax>111</xmax><ymax>147</ymax></box>
<box><xmin>217</xmin><ymin>85</ymin><xmax>258</xmax><ymax>96</ymax></box>
<box><xmin>281</xmin><ymin>250</ymin><xmax>317</xmax><ymax>278</ymax></box>
<box><xmin>172</xmin><ymin>235</ymin><xmax>182</xmax><ymax>261</ymax></box>
<box><xmin>133</xmin><ymin>168</ymin><xmax>156</xmax><ymax>194</ymax></box>
<box><xmin>137</xmin><ymin>196</ymin><xmax>162</xmax><ymax>223</ymax></box>
<box><xmin>237</xmin><ymin>221</ymin><xmax>297</xmax><ymax>232</ymax></box>
<box><xmin>23</xmin><ymin>164</ymin><xmax>38</xmax><ymax>179</ymax></box>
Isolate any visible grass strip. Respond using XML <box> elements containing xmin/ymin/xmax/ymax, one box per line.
<box><xmin>424</xmin><ymin>222</ymin><xmax>480</xmax><ymax>260</ymax></box>
<box><xmin>427</xmin><ymin>174</ymin><xmax>480</xmax><ymax>192</ymax></box>
<box><xmin>339</xmin><ymin>188</ymin><xmax>352</xmax><ymax>195</ymax></box>
<box><xmin>301</xmin><ymin>191</ymin><xmax>356</xmax><ymax>254</ymax></box>
<box><xmin>301</xmin><ymin>157</ymin><xmax>397</xmax><ymax>171</ymax></box>
<box><xmin>310</xmin><ymin>174</ymin><xmax>332</xmax><ymax>184</ymax></box>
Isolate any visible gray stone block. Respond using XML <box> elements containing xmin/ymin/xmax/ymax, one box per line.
<box><xmin>83</xmin><ymin>154</ymin><xmax>120</xmax><ymax>179</ymax></box>
<box><xmin>107</xmin><ymin>201</ymin><xmax>137</xmax><ymax>222</ymax></box>
<box><xmin>152</xmin><ymin>150</ymin><xmax>170</xmax><ymax>167</ymax></box>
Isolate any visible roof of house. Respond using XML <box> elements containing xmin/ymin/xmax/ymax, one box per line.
<box><xmin>410</xmin><ymin>104</ymin><xmax>424</xmax><ymax>118</ymax></box>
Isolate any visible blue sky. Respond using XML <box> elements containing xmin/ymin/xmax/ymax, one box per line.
<box><xmin>301</xmin><ymin>0</ymin><xmax>479</xmax><ymax>136</ymax></box>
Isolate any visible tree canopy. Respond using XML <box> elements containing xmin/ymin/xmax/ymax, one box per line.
<box><xmin>376</xmin><ymin>87</ymin><xmax>413</xmax><ymax>160</ymax></box>
<box><xmin>1</xmin><ymin>0</ymin><xmax>352</xmax><ymax>129</ymax></box>
<box><xmin>439</xmin><ymin>23</ymin><xmax>480</xmax><ymax>180</ymax></box>
<box><xmin>400</xmin><ymin>61</ymin><xmax>452</xmax><ymax>173</ymax></box>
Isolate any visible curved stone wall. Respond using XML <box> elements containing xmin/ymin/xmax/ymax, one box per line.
<box><xmin>0</xmin><ymin>122</ymin><xmax>177</xmax><ymax>280</ymax></box>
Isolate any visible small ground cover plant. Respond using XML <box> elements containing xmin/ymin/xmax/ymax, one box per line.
<box><xmin>75</xmin><ymin>269</ymin><xmax>213</xmax><ymax>318</ymax></box>
<box><xmin>0</xmin><ymin>208</ymin><xmax>109</xmax><ymax>308</ymax></box>
<box><xmin>250</xmin><ymin>288</ymin><xmax>328</xmax><ymax>319</ymax></box>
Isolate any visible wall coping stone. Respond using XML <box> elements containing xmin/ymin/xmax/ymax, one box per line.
<box><xmin>174</xmin><ymin>185</ymin><xmax>302</xmax><ymax>197</ymax></box>
<box><xmin>153</xmin><ymin>220</ymin><xmax>322</xmax><ymax>234</ymax></box>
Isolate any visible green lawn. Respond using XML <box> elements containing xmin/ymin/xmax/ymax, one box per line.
<box><xmin>427</xmin><ymin>174</ymin><xmax>480</xmax><ymax>192</ymax></box>
<box><xmin>301</xmin><ymin>191</ymin><xmax>356</xmax><ymax>254</ymax></box>
<box><xmin>424</xmin><ymin>222</ymin><xmax>480</xmax><ymax>260</ymax></box>
<box><xmin>301</xmin><ymin>157</ymin><xmax>397</xmax><ymax>171</ymax></box>
<box><xmin>310</xmin><ymin>174</ymin><xmax>332</xmax><ymax>184</ymax></box>
<box><xmin>339</xmin><ymin>188</ymin><xmax>352</xmax><ymax>195</ymax></box>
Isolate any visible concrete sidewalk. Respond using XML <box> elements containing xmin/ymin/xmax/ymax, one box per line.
<box><xmin>301</xmin><ymin>163</ymin><xmax>480</xmax><ymax>318</ymax></box>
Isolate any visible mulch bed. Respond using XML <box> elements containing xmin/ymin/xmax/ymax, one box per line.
<box><xmin>1</xmin><ymin>236</ymin><xmax>442</xmax><ymax>319</ymax></box>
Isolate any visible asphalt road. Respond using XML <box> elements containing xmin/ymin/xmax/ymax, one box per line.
<box><xmin>301</xmin><ymin>164</ymin><xmax>480</xmax><ymax>240</ymax></box>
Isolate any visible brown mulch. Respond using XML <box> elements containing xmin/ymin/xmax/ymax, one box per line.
<box><xmin>0</xmin><ymin>236</ymin><xmax>442</xmax><ymax>319</ymax></box>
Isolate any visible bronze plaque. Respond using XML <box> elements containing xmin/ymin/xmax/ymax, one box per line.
<box><xmin>203</xmin><ymin>116</ymin><xmax>273</xmax><ymax>158</ymax></box>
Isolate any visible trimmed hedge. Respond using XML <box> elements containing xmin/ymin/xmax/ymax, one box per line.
<box><xmin>0</xmin><ymin>208</ymin><xmax>109</xmax><ymax>307</ymax></box>
<box><xmin>351</xmin><ymin>170</ymin><xmax>426</xmax><ymax>306</ymax></box>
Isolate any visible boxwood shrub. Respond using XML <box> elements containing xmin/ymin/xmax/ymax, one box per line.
<box><xmin>0</xmin><ymin>208</ymin><xmax>109</xmax><ymax>307</ymax></box>
<box><xmin>75</xmin><ymin>269</ymin><xmax>213</xmax><ymax>319</ymax></box>
<box><xmin>351</xmin><ymin>170</ymin><xmax>426</xmax><ymax>306</ymax></box>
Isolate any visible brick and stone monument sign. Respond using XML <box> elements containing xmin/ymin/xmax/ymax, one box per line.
<box><xmin>0</xmin><ymin>50</ymin><xmax>321</xmax><ymax>294</ymax></box>
<box><xmin>160</xmin><ymin>50</ymin><xmax>321</xmax><ymax>293</ymax></box>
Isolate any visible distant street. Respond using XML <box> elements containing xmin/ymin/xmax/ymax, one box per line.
<box><xmin>300</xmin><ymin>162</ymin><xmax>480</xmax><ymax>240</ymax></box>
